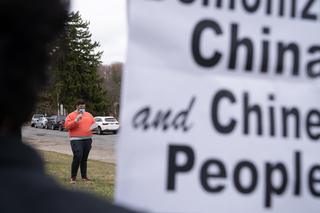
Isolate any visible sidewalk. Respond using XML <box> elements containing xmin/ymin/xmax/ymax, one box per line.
<box><xmin>22</xmin><ymin>137</ymin><xmax>116</xmax><ymax>164</ymax></box>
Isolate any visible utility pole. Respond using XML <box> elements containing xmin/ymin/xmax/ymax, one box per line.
<box><xmin>57</xmin><ymin>93</ymin><xmax>59</xmax><ymax>116</ymax></box>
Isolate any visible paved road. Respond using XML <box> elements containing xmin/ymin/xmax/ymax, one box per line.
<box><xmin>22</xmin><ymin>126</ymin><xmax>118</xmax><ymax>150</ymax></box>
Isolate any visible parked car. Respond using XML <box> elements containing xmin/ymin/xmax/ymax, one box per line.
<box><xmin>94</xmin><ymin>116</ymin><xmax>120</xmax><ymax>135</ymax></box>
<box><xmin>45</xmin><ymin>115</ymin><xmax>66</xmax><ymax>130</ymax></box>
<box><xmin>31</xmin><ymin>114</ymin><xmax>44</xmax><ymax>127</ymax></box>
<box><xmin>35</xmin><ymin>117</ymin><xmax>49</xmax><ymax>129</ymax></box>
<box><xmin>59</xmin><ymin>120</ymin><xmax>66</xmax><ymax>131</ymax></box>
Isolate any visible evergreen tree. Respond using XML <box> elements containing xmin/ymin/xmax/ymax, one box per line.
<box><xmin>48</xmin><ymin>11</ymin><xmax>109</xmax><ymax>114</ymax></box>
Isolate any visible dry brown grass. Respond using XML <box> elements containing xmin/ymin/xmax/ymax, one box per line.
<box><xmin>39</xmin><ymin>150</ymin><xmax>115</xmax><ymax>201</ymax></box>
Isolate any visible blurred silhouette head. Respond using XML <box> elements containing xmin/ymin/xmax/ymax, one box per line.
<box><xmin>0</xmin><ymin>0</ymin><xmax>68</xmax><ymax>133</ymax></box>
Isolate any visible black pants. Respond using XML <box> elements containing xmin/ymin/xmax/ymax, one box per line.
<box><xmin>70</xmin><ymin>138</ymin><xmax>92</xmax><ymax>178</ymax></box>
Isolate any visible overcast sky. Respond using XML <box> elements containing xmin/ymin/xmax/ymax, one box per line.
<box><xmin>71</xmin><ymin>0</ymin><xmax>128</xmax><ymax>65</ymax></box>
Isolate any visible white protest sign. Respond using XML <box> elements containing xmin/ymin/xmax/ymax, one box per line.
<box><xmin>115</xmin><ymin>1</ymin><xmax>320</xmax><ymax>212</ymax></box>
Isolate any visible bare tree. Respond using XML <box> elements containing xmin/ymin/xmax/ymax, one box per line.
<box><xmin>98</xmin><ymin>62</ymin><xmax>123</xmax><ymax>119</ymax></box>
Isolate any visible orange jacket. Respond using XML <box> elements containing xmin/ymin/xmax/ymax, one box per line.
<box><xmin>65</xmin><ymin>111</ymin><xmax>96</xmax><ymax>138</ymax></box>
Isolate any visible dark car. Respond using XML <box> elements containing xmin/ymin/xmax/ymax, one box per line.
<box><xmin>59</xmin><ymin>120</ymin><xmax>66</xmax><ymax>131</ymax></box>
<box><xmin>45</xmin><ymin>115</ymin><xmax>66</xmax><ymax>130</ymax></box>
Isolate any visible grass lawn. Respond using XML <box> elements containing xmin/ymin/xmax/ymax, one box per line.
<box><xmin>38</xmin><ymin>150</ymin><xmax>115</xmax><ymax>201</ymax></box>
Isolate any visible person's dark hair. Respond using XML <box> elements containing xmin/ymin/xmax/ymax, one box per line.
<box><xmin>0</xmin><ymin>0</ymin><xmax>68</xmax><ymax>131</ymax></box>
<box><xmin>76</xmin><ymin>99</ymin><xmax>86</xmax><ymax>106</ymax></box>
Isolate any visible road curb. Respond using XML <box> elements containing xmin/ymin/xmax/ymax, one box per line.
<box><xmin>22</xmin><ymin>137</ymin><xmax>116</xmax><ymax>164</ymax></box>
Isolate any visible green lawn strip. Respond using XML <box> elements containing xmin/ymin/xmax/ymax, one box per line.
<box><xmin>39</xmin><ymin>150</ymin><xmax>115</xmax><ymax>201</ymax></box>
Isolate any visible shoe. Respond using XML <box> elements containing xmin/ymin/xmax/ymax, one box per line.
<box><xmin>70</xmin><ymin>177</ymin><xmax>76</xmax><ymax>183</ymax></box>
<box><xmin>82</xmin><ymin>177</ymin><xmax>90</xmax><ymax>182</ymax></box>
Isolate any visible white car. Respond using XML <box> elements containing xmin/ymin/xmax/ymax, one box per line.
<box><xmin>94</xmin><ymin>116</ymin><xmax>120</xmax><ymax>135</ymax></box>
<box><xmin>35</xmin><ymin>117</ymin><xmax>49</xmax><ymax>129</ymax></box>
<box><xmin>31</xmin><ymin>114</ymin><xmax>44</xmax><ymax>127</ymax></box>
